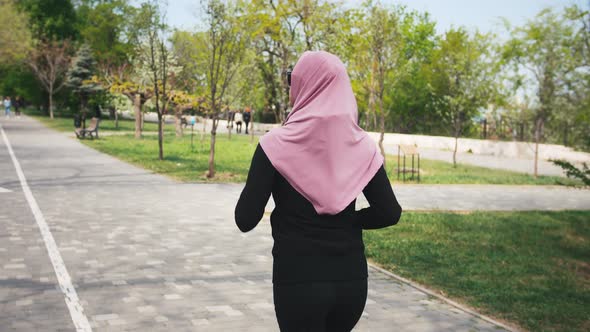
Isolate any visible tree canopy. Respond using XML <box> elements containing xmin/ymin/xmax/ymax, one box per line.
<box><xmin>1</xmin><ymin>0</ymin><xmax>589</xmax><ymax>159</ymax></box>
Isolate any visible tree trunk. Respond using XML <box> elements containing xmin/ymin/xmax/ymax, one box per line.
<box><xmin>175</xmin><ymin>111</ymin><xmax>183</xmax><ymax>138</ymax></box>
<box><xmin>534</xmin><ymin>117</ymin><xmax>544</xmax><ymax>178</ymax></box>
<box><xmin>378</xmin><ymin>104</ymin><xmax>386</xmax><ymax>168</ymax></box>
<box><xmin>276</xmin><ymin>102</ymin><xmax>283</xmax><ymax>124</ymax></box>
<box><xmin>453</xmin><ymin>136</ymin><xmax>459</xmax><ymax>167</ymax></box>
<box><xmin>367</xmin><ymin>90</ymin><xmax>375</xmax><ymax>132</ymax></box>
<box><xmin>157</xmin><ymin>113</ymin><xmax>164</xmax><ymax>160</ymax></box>
<box><xmin>227</xmin><ymin>116</ymin><xmax>232</xmax><ymax>140</ymax></box>
<box><xmin>134</xmin><ymin>94</ymin><xmax>142</xmax><ymax>139</ymax></box>
<box><xmin>80</xmin><ymin>96</ymin><xmax>86</xmax><ymax>129</ymax></box>
<box><xmin>250</xmin><ymin>114</ymin><xmax>255</xmax><ymax>143</ymax></box>
<box><xmin>114</xmin><ymin>110</ymin><xmax>119</xmax><ymax>129</ymax></box>
<box><xmin>372</xmin><ymin>111</ymin><xmax>377</xmax><ymax>132</ymax></box>
<box><xmin>207</xmin><ymin>116</ymin><xmax>218</xmax><ymax>178</ymax></box>
<box><xmin>563</xmin><ymin>122</ymin><xmax>568</xmax><ymax>147</ymax></box>
<box><xmin>48</xmin><ymin>91</ymin><xmax>54</xmax><ymax>119</ymax></box>
<box><xmin>201</xmin><ymin>114</ymin><xmax>207</xmax><ymax>142</ymax></box>
<box><xmin>207</xmin><ymin>131</ymin><xmax>216</xmax><ymax>178</ymax></box>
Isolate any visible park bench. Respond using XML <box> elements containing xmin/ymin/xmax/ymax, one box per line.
<box><xmin>74</xmin><ymin>117</ymin><xmax>100</xmax><ymax>139</ymax></box>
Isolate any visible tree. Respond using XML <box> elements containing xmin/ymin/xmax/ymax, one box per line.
<box><xmin>76</xmin><ymin>0</ymin><xmax>137</xmax><ymax>123</ymax></box>
<box><xmin>346</xmin><ymin>8</ymin><xmax>373</xmax><ymax>129</ymax></box>
<box><xmin>431</xmin><ymin>28</ymin><xmax>495</xmax><ymax>167</ymax></box>
<box><xmin>290</xmin><ymin>0</ymin><xmax>339</xmax><ymax>51</ymax></box>
<box><xmin>502</xmin><ymin>6</ymin><xmax>586</xmax><ymax>175</ymax></box>
<box><xmin>385</xmin><ymin>11</ymin><xmax>439</xmax><ymax>135</ymax></box>
<box><xmin>0</xmin><ymin>0</ymin><xmax>32</xmax><ymax>64</ymax></box>
<box><xmin>553</xmin><ymin>5</ymin><xmax>590</xmax><ymax>150</ymax></box>
<box><xmin>134</xmin><ymin>0</ymin><xmax>172</xmax><ymax>160</ymax></box>
<box><xmin>66</xmin><ymin>44</ymin><xmax>102</xmax><ymax>123</ymax></box>
<box><xmin>18</xmin><ymin>0</ymin><xmax>78</xmax><ymax>41</ymax></box>
<box><xmin>28</xmin><ymin>40</ymin><xmax>72</xmax><ymax>119</ymax></box>
<box><xmin>110</xmin><ymin>78</ymin><xmax>153</xmax><ymax>138</ymax></box>
<box><xmin>170</xmin><ymin>30</ymin><xmax>209</xmax><ymax>94</ymax></box>
<box><xmin>202</xmin><ymin>0</ymin><xmax>249</xmax><ymax>178</ymax></box>
<box><xmin>168</xmin><ymin>91</ymin><xmax>202</xmax><ymax>137</ymax></box>
<box><xmin>76</xmin><ymin>0</ymin><xmax>133</xmax><ymax>66</ymax></box>
<box><xmin>0</xmin><ymin>1</ymin><xmax>35</xmax><ymax>101</ymax></box>
<box><xmin>364</xmin><ymin>2</ymin><xmax>405</xmax><ymax>165</ymax></box>
<box><xmin>245</xmin><ymin>0</ymin><xmax>299</xmax><ymax>123</ymax></box>
<box><xmin>107</xmin><ymin>2</ymin><xmax>170</xmax><ymax>140</ymax></box>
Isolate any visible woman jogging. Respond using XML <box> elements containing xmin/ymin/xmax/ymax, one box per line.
<box><xmin>235</xmin><ymin>51</ymin><xmax>402</xmax><ymax>331</ymax></box>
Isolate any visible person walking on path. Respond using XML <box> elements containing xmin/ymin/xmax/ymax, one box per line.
<box><xmin>14</xmin><ymin>96</ymin><xmax>22</xmax><ymax>118</ymax></box>
<box><xmin>243</xmin><ymin>107</ymin><xmax>252</xmax><ymax>134</ymax></box>
<box><xmin>234</xmin><ymin>111</ymin><xmax>243</xmax><ymax>134</ymax></box>
<box><xmin>4</xmin><ymin>96</ymin><xmax>11</xmax><ymax>118</ymax></box>
<box><xmin>235</xmin><ymin>51</ymin><xmax>402</xmax><ymax>332</ymax></box>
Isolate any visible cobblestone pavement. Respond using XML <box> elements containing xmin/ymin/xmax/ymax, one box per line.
<box><xmin>3</xmin><ymin>117</ymin><xmax>585</xmax><ymax>331</ymax></box>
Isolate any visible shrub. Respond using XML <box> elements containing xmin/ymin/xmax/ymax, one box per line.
<box><xmin>551</xmin><ymin>159</ymin><xmax>590</xmax><ymax>186</ymax></box>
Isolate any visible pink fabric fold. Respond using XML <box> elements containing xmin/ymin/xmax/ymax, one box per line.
<box><xmin>260</xmin><ymin>51</ymin><xmax>383</xmax><ymax>215</ymax></box>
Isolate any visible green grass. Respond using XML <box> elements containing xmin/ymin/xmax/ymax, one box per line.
<box><xmin>82</xmin><ymin>133</ymin><xmax>574</xmax><ymax>185</ymax></box>
<box><xmin>85</xmin><ymin>134</ymin><xmax>575</xmax><ymax>185</ymax></box>
<box><xmin>28</xmin><ymin>111</ymin><xmax>579</xmax><ymax>185</ymax></box>
<box><xmin>83</xmin><ymin>133</ymin><xmax>258</xmax><ymax>182</ymax></box>
<box><xmin>363</xmin><ymin>211</ymin><xmax>590</xmax><ymax>332</ymax></box>
<box><xmin>26</xmin><ymin>110</ymin><xmax>174</xmax><ymax>133</ymax></box>
<box><xmin>384</xmin><ymin>155</ymin><xmax>578</xmax><ymax>186</ymax></box>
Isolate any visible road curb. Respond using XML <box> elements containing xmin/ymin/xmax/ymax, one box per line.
<box><xmin>368</xmin><ymin>263</ymin><xmax>519</xmax><ymax>332</ymax></box>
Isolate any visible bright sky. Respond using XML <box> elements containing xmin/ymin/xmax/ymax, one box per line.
<box><xmin>165</xmin><ymin>0</ymin><xmax>585</xmax><ymax>35</ymax></box>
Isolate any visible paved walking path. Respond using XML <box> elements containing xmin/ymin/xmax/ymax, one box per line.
<box><xmin>0</xmin><ymin>117</ymin><xmax>587</xmax><ymax>331</ymax></box>
<box><xmin>383</xmin><ymin>145</ymin><xmax>568</xmax><ymax>177</ymax></box>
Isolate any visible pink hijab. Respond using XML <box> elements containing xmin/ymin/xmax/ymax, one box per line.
<box><xmin>259</xmin><ymin>51</ymin><xmax>383</xmax><ymax>215</ymax></box>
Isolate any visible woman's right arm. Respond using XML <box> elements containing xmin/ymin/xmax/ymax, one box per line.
<box><xmin>356</xmin><ymin>165</ymin><xmax>402</xmax><ymax>229</ymax></box>
<box><xmin>234</xmin><ymin>144</ymin><xmax>275</xmax><ymax>232</ymax></box>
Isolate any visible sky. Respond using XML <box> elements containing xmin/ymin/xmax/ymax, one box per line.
<box><xmin>165</xmin><ymin>0</ymin><xmax>585</xmax><ymax>36</ymax></box>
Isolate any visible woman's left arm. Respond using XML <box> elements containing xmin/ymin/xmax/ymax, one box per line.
<box><xmin>235</xmin><ymin>144</ymin><xmax>275</xmax><ymax>232</ymax></box>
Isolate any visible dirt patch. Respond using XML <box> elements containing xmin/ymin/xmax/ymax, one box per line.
<box><xmin>554</xmin><ymin>258</ymin><xmax>590</xmax><ymax>287</ymax></box>
<box><xmin>573</xmin><ymin>260</ymin><xmax>590</xmax><ymax>286</ymax></box>
<box><xmin>564</xmin><ymin>230</ymin><xmax>587</xmax><ymax>247</ymax></box>
<box><xmin>198</xmin><ymin>171</ymin><xmax>239</xmax><ymax>182</ymax></box>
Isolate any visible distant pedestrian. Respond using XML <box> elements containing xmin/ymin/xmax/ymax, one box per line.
<box><xmin>94</xmin><ymin>104</ymin><xmax>101</xmax><ymax>119</ymax></box>
<box><xmin>243</xmin><ymin>107</ymin><xmax>252</xmax><ymax>134</ymax></box>
<box><xmin>4</xmin><ymin>96</ymin><xmax>11</xmax><ymax>118</ymax></box>
<box><xmin>14</xmin><ymin>96</ymin><xmax>23</xmax><ymax>118</ymax></box>
<box><xmin>234</xmin><ymin>111</ymin><xmax>243</xmax><ymax>134</ymax></box>
<box><xmin>226</xmin><ymin>109</ymin><xmax>235</xmax><ymax>129</ymax></box>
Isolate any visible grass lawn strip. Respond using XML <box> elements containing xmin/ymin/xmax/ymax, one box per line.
<box><xmin>29</xmin><ymin>112</ymin><xmax>579</xmax><ymax>186</ymax></box>
<box><xmin>363</xmin><ymin>211</ymin><xmax>590</xmax><ymax>332</ymax></box>
<box><xmin>82</xmin><ymin>132</ymin><xmax>577</xmax><ymax>185</ymax></box>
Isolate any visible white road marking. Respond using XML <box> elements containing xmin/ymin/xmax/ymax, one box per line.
<box><xmin>0</xmin><ymin>123</ymin><xmax>93</xmax><ymax>332</ymax></box>
<box><xmin>0</xmin><ymin>186</ymin><xmax>12</xmax><ymax>193</ymax></box>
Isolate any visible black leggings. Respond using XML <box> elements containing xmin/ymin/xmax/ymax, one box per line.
<box><xmin>273</xmin><ymin>279</ymin><xmax>367</xmax><ymax>332</ymax></box>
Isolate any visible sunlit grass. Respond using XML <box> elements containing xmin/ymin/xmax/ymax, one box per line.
<box><xmin>30</xmin><ymin>112</ymin><xmax>578</xmax><ymax>185</ymax></box>
<box><xmin>83</xmin><ymin>133</ymin><xmax>257</xmax><ymax>183</ymax></box>
<box><xmin>364</xmin><ymin>211</ymin><xmax>590</xmax><ymax>332</ymax></box>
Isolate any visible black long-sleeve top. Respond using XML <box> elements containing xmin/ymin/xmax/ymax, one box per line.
<box><xmin>235</xmin><ymin>145</ymin><xmax>402</xmax><ymax>284</ymax></box>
